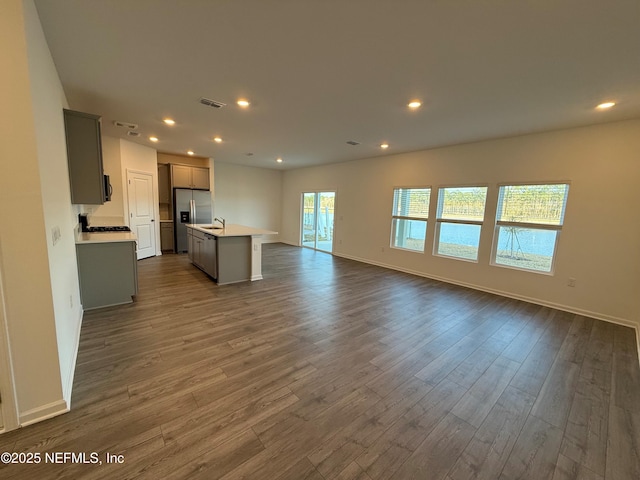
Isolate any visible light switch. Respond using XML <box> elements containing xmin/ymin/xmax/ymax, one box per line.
<box><xmin>52</xmin><ymin>226</ymin><xmax>61</xmax><ymax>246</ymax></box>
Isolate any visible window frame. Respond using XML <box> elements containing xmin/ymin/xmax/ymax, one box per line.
<box><xmin>390</xmin><ymin>186</ymin><xmax>431</xmax><ymax>253</ymax></box>
<box><xmin>433</xmin><ymin>184</ymin><xmax>488</xmax><ymax>263</ymax></box>
<box><xmin>490</xmin><ymin>181</ymin><xmax>570</xmax><ymax>275</ymax></box>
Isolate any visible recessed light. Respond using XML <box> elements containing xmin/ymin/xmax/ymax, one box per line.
<box><xmin>408</xmin><ymin>101</ymin><xmax>422</xmax><ymax>109</ymax></box>
<box><xmin>237</xmin><ymin>99</ymin><xmax>250</xmax><ymax>108</ymax></box>
<box><xmin>276</xmin><ymin>157</ymin><xmax>283</xmax><ymax>163</ymax></box>
<box><xmin>163</xmin><ymin>118</ymin><xmax>175</xmax><ymax>125</ymax></box>
<box><xmin>596</xmin><ymin>102</ymin><xmax>615</xmax><ymax>110</ymax></box>
<box><xmin>149</xmin><ymin>136</ymin><xmax>159</xmax><ymax>142</ymax></box>
<box><xmin>213</xmin><ymin>137</ymin><xmax>223</xmax><ymax>143</ymax></box>
<box><xmin>380</xmin><ymin>143</ymin><xmax>389</xmax><ymax>149</ymax></box>
<box><xmin>187</xmin><ymin>150</ymin><xmax>194</xmax><ymax>155</ymax></box>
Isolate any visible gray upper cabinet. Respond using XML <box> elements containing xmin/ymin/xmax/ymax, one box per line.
<box><xmin>157</xmin><ymin>163</ymin><xmax>171</xmax><ymax>204</ymax></box>
<box><xmin>191</xmin><ymin>167</ymin><xmax>210</xmax><ymax>190</ymax></box>
<box><xmin>63</xmin><ymin>109</ymin><xmax>105</xmax><ymax>204</ymax></box>
<box><xmin>171</xmin><ymin>164</ymin><xmax>209</xmax><ymax>190</ymax></box>
<box><xmin>171</xmin><ymin>164</ymin><xmax>192</xmax><ymax>189</ymax></box>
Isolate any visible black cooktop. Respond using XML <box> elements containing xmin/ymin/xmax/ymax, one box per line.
<box><xmin>85</xmin><ymin>226</ymin><xmax>131</xmax><ymax>232</ymax></box>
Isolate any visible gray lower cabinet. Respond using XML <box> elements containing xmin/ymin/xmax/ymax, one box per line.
<box><xmin>187</xmin><ymin>229</ymin><xmax>251</xmax><ymax>284</ymax></box>
<box><xmin>76</xmin><ymin>241</ymin><xmax>138</xmax><ymax>310</ymax></box>
<box><xmin>187</xmin><ymin>227</ymin><xmax>193</xmax><ymax>262</ymax></box>
<box><xmin>160</xmin><ymin>222</ymin><xmax>174</xmax><ymax>252</ymax></box>
<box><xmin>191</xmin><ymin>229</ymin><xmax>205</xmax><ymax>269</ymax></box>
<box><xmin>188</xmin><ymin>230</ymin><xmax>217</xmax><ymax>279</ymax></box>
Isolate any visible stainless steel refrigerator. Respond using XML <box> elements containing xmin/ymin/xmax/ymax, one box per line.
<box><xmin>174</xmin><ymin>188</ymin><xmax>212</xmax><ymax>253</ymax></box>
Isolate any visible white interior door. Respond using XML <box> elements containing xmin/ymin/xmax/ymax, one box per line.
<box><xmin>127</xmin><ymin>170</ymin><xmax>157</xmax><ymax>260</ymax></box>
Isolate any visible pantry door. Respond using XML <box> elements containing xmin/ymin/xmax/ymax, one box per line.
<box><xmin>126</xmin><ymin>170</ymin><xmax>157</xmax><ymax>260</ymax></box>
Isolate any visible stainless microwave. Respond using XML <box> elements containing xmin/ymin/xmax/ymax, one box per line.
<box><xmin>104</xmin><ymin>174</ymin><xmax>112</xmax><ymax>202</ymax></box>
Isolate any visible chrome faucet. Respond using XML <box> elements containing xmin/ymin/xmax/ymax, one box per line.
<box><xmin>214</xmin><ymin>217</ymin><xmax>226</xmax><ymax>229</ymax></box>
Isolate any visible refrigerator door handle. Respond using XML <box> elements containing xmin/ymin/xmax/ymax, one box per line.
<box><xmin>190</xmin><ymin>199</ymin><xmax>195</xmax><ymax>224</ymax></box>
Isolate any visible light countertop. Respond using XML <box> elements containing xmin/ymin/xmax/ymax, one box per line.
<box><xmin>186</xmin><ymin>223</ymin><xmax>278</xmax><ymax>237</ymax></box>
<box><xmin>76</xmin><ymin>231</ymin><xmax>137</xmax><ymax>244</ymax></box>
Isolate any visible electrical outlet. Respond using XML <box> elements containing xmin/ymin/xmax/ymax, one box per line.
<box><xmin>69</xmin><ymin>295</ymin><xmax>73</xmax><ymax>308</ymax></box>
<box><xmin>339</xmin><ymin>239</ymin><xmax>342</xmax><ymax>245</ymax></box>
<box><xmin>567</xmin><ymin>277</ymin><xmax>576</xmax><ymax>287</ymax></box>
<box><xmin>381</xmin><ymin>246</ymin><xmax>385</xmax><ymax>253</ymax></box>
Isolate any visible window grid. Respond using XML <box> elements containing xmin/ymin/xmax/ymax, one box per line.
<box><xmin>387</xmin><ymin>183</ymin><xmax>570</xmax><ymax>275</ymax></box>
<box><xmin>492</xmin><ymin>183</ymin><xmax>569</xmax><ymax>274</ymax></box>
<box><xmin>434</xmin><ymin>186</ymin><xmax>488</xmax><ymax>262</ymax></box>
<box><xmin>390</xmin><ymin>188</ymin><xmax>430</xmax><ymax>252</ymax></box>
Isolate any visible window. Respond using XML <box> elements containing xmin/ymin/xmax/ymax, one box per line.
<box><xmin>434</xmin><ymin>186</ymin><xmax>488</xmax><ymax>261</ymax></box>
<box><xmin>492</xmin><ymin>183</ymin><xmax>569</xmax><ymax>273</ymax></box>
<box><xmin>391</xmin><ymin>187</ymin><xmax>431</xmax><ymax>252</ymax></box>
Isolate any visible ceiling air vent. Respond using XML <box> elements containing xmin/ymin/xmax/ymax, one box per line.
<box><xmin>127</xmin><ymin>131</ymin><xmax>141</xmax><ymax>137</ymax></box>
<box><xmin>346</xmin><ymin>140</ymin><xmax>360</xmax><ymax>146</ymax></box>
<box><xmin>113</xmin><ymin>120</ymin><xmax>138</xmax><ymax>129</ymax></box>
<box><xmin>199</xmin><ymin>97</ymin><xmax>227</xmax><ymax>108</ymax></box>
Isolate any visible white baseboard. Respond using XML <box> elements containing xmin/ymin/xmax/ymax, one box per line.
<box><xmin>62</xmin><ymin>308</ymin><xmax>83</xmax><ymax>407</ymax></box>
<box><xmin>333</xmin><ymin>251</ymin><xmax>640</xmax><ymax>363</ymax></box>
<box><xmin>20</xmin><ymin>399</ymin><xmax>69</xmax><ymax>427</ymax></box>
<box><xmin>279</xmin><ymin>240</ymin><xmax>299</xmax><ymax>247</ymax></box>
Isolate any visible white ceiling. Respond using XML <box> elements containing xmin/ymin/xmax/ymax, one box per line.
<box><xmin>34</xmin><ymin>0</ymin><xmax>640</xmax><ymax>169</ymax></box>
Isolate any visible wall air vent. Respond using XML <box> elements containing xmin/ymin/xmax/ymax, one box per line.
<box><xmin>199</xmin><ymin>97</ymin><xmax>227</xmax><ymax>108</ymax></box>
<box><xmin>346</xmin><ymin>140</ymin><xmax>360</xmax><ymax>146</ymax></box>
<box><xmin>126</xmin><ymin>131</ymin><xmax>141</xmax><ymax>137</ymax></box>
<box><xmin>113</xmin><ymin>120</ymin><xmax>138</xmax><ymax>129</ymax></box>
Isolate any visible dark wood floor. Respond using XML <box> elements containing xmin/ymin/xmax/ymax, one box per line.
<box><xmin>1</xmin><ymin>243</ymin><xmax>639</xmax><ymax>479</ymax></box>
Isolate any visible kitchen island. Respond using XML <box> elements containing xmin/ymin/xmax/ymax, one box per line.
<box><xmin>186</xmin><ymin>224</ymin><xmax>277</xmax><ymax>284</ymax></box>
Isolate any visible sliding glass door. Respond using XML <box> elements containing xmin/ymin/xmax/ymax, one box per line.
<box><xmin>302</xmin><ymin>191</ymin><xmax>335</xmax><ymax>252</ymax></box>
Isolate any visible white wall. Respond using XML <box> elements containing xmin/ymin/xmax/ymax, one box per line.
<box><xmin>23</xmin><ymin>0</ymin><xmax>84</xmax><ymax>406</ymax></box>
<box><xmin>282</xmin><ymin>120</ymin><xmax>640</xmax><ymax>329</ymax></box>
<box><xmin>0</xmin><ymin>0</ymin><xmax>67</xmax><ymax>426</ymax></box>
<box><xmin>120</xmin><ymin>140</ymin><xmax>162</xmax><ymax>255</ymax></box>
<box><xmin>214</xmin><ymin>162</ymin><xmax>282</xmax><ymax>242</ymax></box>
